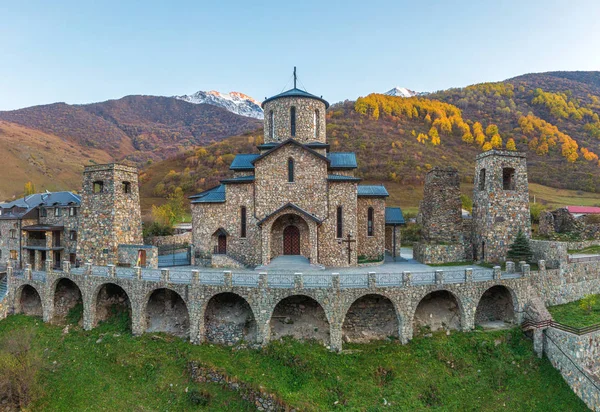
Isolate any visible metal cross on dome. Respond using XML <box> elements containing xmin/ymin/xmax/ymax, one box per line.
<box><xmin>293</xmin><ymin>66</ymin><xmax>297</xmax><ymax>89</ymax></box>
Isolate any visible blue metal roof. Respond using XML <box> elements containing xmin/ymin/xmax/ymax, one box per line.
<box><xmin>190</xmin><ymin>185</ymin><xmax>226</xmax><ymax>203</ymax></box>
<box><xmin>262</xmin><ymin>88</ymin><xmax>329</xmax><ymax>109</ymax></box>
<box><xmin>357</xmin><ymin>185</ymin><xmax>389</xmax><ymax>197</ymax></box>
<box><xmin>328</xmin><ymin>152</ymin><xmax>358</xmax><ymax>169</ymax></box>
<box><xmin>221</xmin><ymin>175</ymin><xmax>255</xmax><ymax>184</ymax></box>
<box><xmin>327</xmin><ymin>174</ymin><xmax>361</xmax><ymax>182</ymax></box>
<box><xmin>0</xmin><ymin>191</ymin><xmax>81</xmax><ymax>219</ymax></box>
<box><xmin>385</xmin><ymin>207</ymin><xmax>405</xmax><ymax>225</ymax></box>
<box><xmin>230</xmin><ymin>154</ymin><xmax>260</xmax><ymax>170</ymax></box>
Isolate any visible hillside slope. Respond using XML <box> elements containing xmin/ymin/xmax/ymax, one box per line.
<box><xmin>0</xmin><ymin>96</ymin><xmax>261</xmax><ymax>163</ymax></box>
<box><xmin>0</xmin><ymin>121</ymin><xmax>113</xmax><ymax>200</ymax></box>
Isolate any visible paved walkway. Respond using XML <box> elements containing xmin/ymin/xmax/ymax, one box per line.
<box><xmin>169</xmin><ymin>247</ymin><xmax>489</xmax><ymax>274</ymax></box>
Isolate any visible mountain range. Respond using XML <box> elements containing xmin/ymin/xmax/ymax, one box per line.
<box><xmin>1</xmin><ymin>71</ymin><xmax>599</xmax><ymax>207</ymax></box>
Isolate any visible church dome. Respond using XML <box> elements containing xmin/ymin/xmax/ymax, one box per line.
<box><xmin>261</xmin><ymin>88</ymin><xmax>329</xmax><ymax>109</ymax></box>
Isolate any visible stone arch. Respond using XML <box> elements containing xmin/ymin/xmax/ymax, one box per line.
<box><xmin>271</xmin><ymin>214</ymin><xmax>310</xmax><ymax>259</ymax></box>
<box><xmin>16</xmin><ymin>284</ymin><xmax>43</xmax><ymax>317</ymax></box>
<box><xmin>94</xmin><ymin>283</ymin><xmax>132</xmax><ymax>329</ymax></box>
<box><xmin>204</xmin><ymin>292</ymin><xmax>257</xmax><ymax>345</ymax></box>
<box><xmin>342</xmin><ymin>293</ymin><xmax>401</xmax><ymax>343</ymax></box>
<box><xmin>269</xmin><ymin>294</ymin><xmax>330</xmax><ymax>345</ymax></box>
<box><xmin>413</xmin><ymin>290</ymin><xmax>463</xmax><ymax>334</ymax></box>
<box><xmin>145</xmin><ymin>288</ymin><xmax>189</xmax><ymax>338</ymax></box>
<box><xmin>475</xmin><ymin>285</ymin><xmax>517</xmax><ymax>327</ymax></box>
<box><xmin>52</xmin><ymin>278</ymin><xmax>83</xmax><ymax>324</ymax></box>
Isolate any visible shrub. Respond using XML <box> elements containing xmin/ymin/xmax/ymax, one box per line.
<box><xmin>506</xmin><ymin>230</ymin><xmax>533</xmax><ymax>262</ymax></box>
<box><xmin>579</xmin><ymin>294</ymin><xmax>598</xmax><ymax>314</ymax></box>
<box><xmin>0</xmin><ymin>328</ymin><xmax>42</xmax><ymax>409</ymax></box>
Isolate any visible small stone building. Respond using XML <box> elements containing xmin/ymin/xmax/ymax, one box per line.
<box><xmin>191</xmin><ymin>78</ymin><xmax>403</xmax><ymax>267</ymax></box>
<box><xmin>0</xmin><ymin>192</ymin><xmax>80</xmax><ymax>270</ymax></box>
<box><xmin>77</xmin><ymin>164</ymin><xmax>143</xmax><ymax>266</ymax></box>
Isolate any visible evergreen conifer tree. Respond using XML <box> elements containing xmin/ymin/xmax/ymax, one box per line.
<box><xmin>506</xmin><ymin>229</ymin><xmax>533</xmax><ymax>262</ymax></box>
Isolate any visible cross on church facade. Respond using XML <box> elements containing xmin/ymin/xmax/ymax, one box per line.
<box><xmin>341</xmin><ymin>232</ymin><xmax>356</xmax><ymax>265</ymax></box>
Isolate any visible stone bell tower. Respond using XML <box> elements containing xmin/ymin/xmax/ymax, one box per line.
<box><xmin>472</xmin><ymin>150</ymin><xmax>531</xmax><ymax>263</ymax></box>
<box><xmin>76</xmin><ymin>164</ymin><xmax>143</xmax><ymax>265</ymax></box>
<box><xmin>262</xmin><ymin>67</ymin><xmax>329</xmax><ymax>145</ymax></box>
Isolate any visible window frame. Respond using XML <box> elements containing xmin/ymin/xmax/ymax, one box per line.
<box><xmin>93</xmin><ymin>181</ymin><xmax>104</xmax><ymax>194</ymax></box>
<box><xmin>122</xmin><ymin>181</ymin><xmax>131</xmax><ymax>194</ymax></box>
<box><xmin>69</xmin><ymin>230</ymin><xmax>77</xmax><ymax>241</ymax></box>
<box><xmin>478</xmin><ymin>169</ymin><xmax>486</xmax><ymax>191</ymax></box>
<box><xmin>40</xmin><ymin>207</ymin><xmax>47</xmax><ymax>218</ymax></box>
<box><xmin>336</xmin><ymin>206</ymin><xmax>343</xmax><ymax>239</ymax></box>
<box><xmin>54</xmin><ymin>207</ymin><xmax>62</xmax><ymax>217</ymax></box>
<box><xmin>269</xmin><ymin>110</ymin><xmax>275</xmax><ymax>139</ymax></box>
<box><xmin>502</xmin><ymin>167</ymin><xmax>516</xmax><ymax>191</ymax></box>
<box><xmin>367</xmin><ymin>207</ymin><xmax>374</xmax><ymax>237</ymax></box>
<box><xmin>288</xmin><ymin>157</ymin><xmax>295</xmax><ymax>183</ymax></box>
<box><xmin>290</xmin><ymin>106</ymin><xmax>296</xmax><ymax>137</ymax></box>
<box><xmin>240</xmin><ymin>206</ymin><xmax>247</xmax><ymax>238</ymax></box>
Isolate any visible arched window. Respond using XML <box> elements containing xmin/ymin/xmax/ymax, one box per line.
<box><xmin>336</xmin><ymin>206</ymin><xmax>343</xmax><ymax>238</ymax></box>
<box><xmin>367</xmin><ymin>207</ymin><xmax>374</xmax><ymax>236</ymax></box>
<box><xmin>269</xmin><ymin>110</ymin><xmax>274</xmax><ymax>139</ymax></box>
<box><xmin>290</xmin><ymin>106</ymin><xmax>296</xmax><ymax>137</ymax></box>
<box><xmin>288</xmin><ymin>158</ymin><xmax>294</xmax><ymax>183</ymax></box>
<box><xmin>478</xmin><ymin>169</ymin><xmax>486</xmax><ymax>191</ymax></box>
<box><xmin>240</xmin><ymin>206</ymin><xmax>247</xmax><ymax>238</ymax></box>
<box><xmin>314</xmin><ymin>109</ymin><xmax>319</xmax><ymax>139</ymax></box>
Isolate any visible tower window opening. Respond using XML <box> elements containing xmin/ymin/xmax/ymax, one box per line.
<box><xmin>336</xmin><ymin>206</ymin><xmax>343</xmax><ymax>238</ymax></box>
<box><xmin>503</xmin><ymin>167</ymin><xmax>515</xmax><ymax>190</ymax></box>
<box><xmin>269</xmin><ymin>110</ymin><xmax>274</xmax><ymax>139</ymax></box>
<box><xmin>290</xmin><ymin>107</ymin><xmax>296</xmax><ymax>137</ymax></box>
<box><xmin>240</xmin><ymin>206</ymin><xmax>247</xmax><ymax>238</ymax></box>
<box><xmin>122</xmin><ymin>181</ymin><xmax>131</xmax><ymax>194</ymax></box>
<box><xmin>288</xmin><ymin>158</ymin><xmax>295</xmax><ymax>183</ymax></box>
<box><xmin>314</xmin><ymin>110</ymin><xmax>319</xmax><ymax>138</ymax></box>
<box><xmin>93</xmin><ymin>181</ymin><xmax>104</xmax><ymax>194</ymax></box>
<box><xmin>367</xmin><ymin>207</ymin><xmax>374</xmax><ymax>236</ymax></box>
<box><xmin>478</xmin><ymin>169</ymin><xmax>486</xmax><ymax>191</ymax></box>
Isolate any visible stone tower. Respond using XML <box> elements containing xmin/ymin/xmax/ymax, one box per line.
<box><xmin>418</xmin><ymin>167</ymin><xmax>463</xmax><ymax>243</ymax></box>
<box><xmin>472</xmin><ymin>150</ymin><xmax>530</xmax><ymax>263</ymax></box>
<box><xmin>262</xmin><ymin>70</ymin><xmax>328</xmax><ymax>145</ymax></box>
<box><xmin>76</xmin><ymin>164</ymin><xmax>143</xmax><ymax>265</ymax></box>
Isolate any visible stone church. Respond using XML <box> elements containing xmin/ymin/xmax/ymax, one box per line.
<box><xmin>191</xmin><ymin>75</ymin><xmax>403</xmax><ymax>267</ymax></box>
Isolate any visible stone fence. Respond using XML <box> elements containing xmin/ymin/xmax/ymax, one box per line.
<box><xmin>144</xmin><ymin>232</ymin><xmax>192</xmax><ymax>247</ymax></box>
<box><xmin>544</xmin><ymin>327</ymin><xmax>600</xmax><ymax>411</ymax></box>
<box><xmin>4</xmin><ymin>259</ymin><xmax>533</xmax><ymax>352</ymax></box>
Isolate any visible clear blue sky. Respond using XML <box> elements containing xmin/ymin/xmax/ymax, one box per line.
<box><xmin>1</xmin><ymin>0</ymin><xmax>600</xmax><ymax>110</ymax></box>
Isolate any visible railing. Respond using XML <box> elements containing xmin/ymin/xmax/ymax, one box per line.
<box><xmin>232</xmin><ymin>273</ymin><xmax>259</xmax><ymax>287</ymax></box>
<box><xmin>376</xmin><ymin>273</ymin><xmax>403</xmax><ymax>287</ymax></box>
<box><xmin>7</xmin><ymin>262</ymin><xmax>528</xmax><ymax>291</ymax></box>
<box><xmin>412</xmin><ymin>272</ymin><xmax>435</xmax><ymax>286</ymax></box>
<box><xmin>26</xmin><ymin>239</ymin><xmax>47</xmax><ymax>247</ymax></box>
<box><xmin>340</xmin><ymin>273</ymin><xmax>368</xmax><ymax>288</ymax></box>
<box><xmin>522</xmin><ymin>319</ymin><xmax>600</xmax><ymax>336</ymax></box>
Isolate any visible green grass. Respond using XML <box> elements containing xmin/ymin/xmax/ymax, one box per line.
<box><xmin>568</xmin><ymin>245</ymin><xmax>600</xmax><ymax>255</ymax></box>
<box><xmin>0</xmin><ymin>315</ymin><xmax>588</xmax><ymax>411</ymax></box>
<box><xmin>548</xmin><ymin>295</ymin><xmax>600</xmax><ymax>328</ymax></box>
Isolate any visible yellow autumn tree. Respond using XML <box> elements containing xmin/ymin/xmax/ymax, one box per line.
<box><xmin>482</xmin><ymin>141</ymin><xmax>493</xmax><ymax>151</ymax></box>
<box><xmin>462</xmin><ymin>132</ymin><xmax>474</xmax><ymax>144</ymax></box>
<box><xmin>485</xmin><ymin>124</ymin><xmax>499</xmax><ymax>137</ymax></box>
<box><xmin>428</xmin><ymin>127</ymin><xmax>441</xmax><ymax>145</ymax></box>
<box><xmin>506</xmin><ymin>138</ymin><xmax>517</xmax><ymax>151</ymax></box>
<box><xmin>24</xmin><ymin>181</ymin><xmax>36</xmax><ymax>196</ymax></box>
<box><xmin>490</xmin><ymin>133</ymin><xmax>503</xmax><ymax>149</ymax></box>
<box><xmin>417</xmin><ymin>133</ymin><xmax>428</xmax><ymax>144</ymax></box>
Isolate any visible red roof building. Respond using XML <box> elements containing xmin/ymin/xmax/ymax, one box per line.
<box><xmin>566</xmin><ymin>206</ymin><xmax>600</xmax><ymax>215</ymax></box>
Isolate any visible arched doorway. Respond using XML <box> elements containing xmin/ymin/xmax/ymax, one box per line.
<box><xmin>217</xmin><ymin>234</ymin><xmax>227</xmax><ymax>254</ymax></box>
<box><xmin>53</xmin><ymin>278</ymin><xmax>83</xmax><ymax>324</ymax></box>
<box><xmin>269</xmin><ymin>295</ymin><xmax>330</xmax><ymax>344</ymax></box>
<box><xmin>146</xmin><ymin>288</ymin><xmax>189</xmax><ymax>338</ymax></box>
<box><xmin>475</xmin><ymin>286</ymin><xmax>516</xmax><ymax>328</ymax></box>
<box><xmin>204</xmin><ymin>293</ymin><xmax>256</xmax><ymax>345</ymax></box>
<box><xmin>414</xmin><ymin>290</ymin><xmax>461</xmax><ymax>334</ymax></box>
<box><xmin>342</xmin><ymin>294</ymin><xmax>399</xmax><ymax>343</ymax></box>
<box><xmin>283</xmin><ymin>225</ymin><xmax>300</xmax><ymax>255</ymax></box>
<box><xmin>95</xmin><ymin>283</ymin><xmax>131</xmax><ymax>330</ymax></box>
<box><xmin>18</xmin><ymin>285</ymin><xmax>42</xmax><ymax>317</ymax></box>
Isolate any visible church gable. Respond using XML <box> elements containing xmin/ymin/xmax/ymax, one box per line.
<box><xmin>254</xmin><ymin>141</ymin><xmax>328</xmax><ymax>221</ymax></box>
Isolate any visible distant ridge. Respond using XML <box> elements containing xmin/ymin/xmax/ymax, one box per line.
<box><xmin>175</xmin><ymin>90</ymin><xmax>264</xmax><ymax>119</ymax></box>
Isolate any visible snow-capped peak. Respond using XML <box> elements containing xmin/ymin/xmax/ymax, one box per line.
<box><xmin>175</xmin><ymin>90</ymin><xmax>264</xmax><ymax>119</ymax></box>
<box><xmin>384</xmin><ymin>87</ymin><xmax>419</xmax><ymax>98</ymax></box>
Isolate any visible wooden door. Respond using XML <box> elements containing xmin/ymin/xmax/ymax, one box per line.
<box><xmin>283</xmin><ymin>226</ymin><xmax>300</xmax><ymax>255</ymax></box>
<box><xmin>138</xmin><ymin>250</ymin><xmax>147</xmax><ymax>267</ymax></box>
<box><xmin>218</xmin><ymin>235</ymin><xmax>227</xmax><ymax>254</ymax></box>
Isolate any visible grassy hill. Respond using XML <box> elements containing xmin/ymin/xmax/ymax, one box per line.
<box><xmin>0</xmin><ymin>315</ymin><xmax>587</xmax><ymax>411</ymax></box>
<box><xmin>0</xmin><ymin>121</ymin><xmax>113</xmax><ymax>201</ymax></box>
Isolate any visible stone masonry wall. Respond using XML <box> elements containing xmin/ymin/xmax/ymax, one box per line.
<box><xmin>385</xmin><ymin>226</ymin><xmax>401</xmax><ymax>257</ymax></box>
<box><xmin>418</xmin><ymin>167</ymin><xmax>463</xmax><ymax>243</ymax></box>
<box><xmin>254</xmin><ymin>143</ymin><xmax>328</xmax><ymax>221</ymax></box>
<box><xmin>39</xmin><ymin>206</ymin><xmax>79</xmax><ymax>262</ymax></box>
<box><xmin>472</xmin><ymin>151</ymin><xmax>531</xmax><ymax>263</ymax></box>
<box><xmin>530</xmin><ymin>240</ymin><xmax>568</xmax><ymax>269</ymax></box>
<box><xmin>413</xmin><ymin>243</ymin><xmax>466</xmax><ymax>265</ymax></box>
<box><xmin>530</xmin><ymin>260</ymin><xmax>600</xmax><ymax>306</ymax></box>
<box><xmin>117</xmin><ymin>245</ymin><xmax>158</xmax><ymax>269</ymax></box>
<box><xmin>263</xmin><ymin>97</ymin><xmax>327</xmax><ymax>144</ymax></box>
<box><xmin>0</xmin><ymin>219</ymin><xmax>32</xmax><ymax>265</ymax></box>
<box><xmin>145</xmin><ymin>232</ymin><xmax>192</xmax><ymax>247</ymax></box>
<box><xmin>544</xmin><ymin>327</ymin><xmax>600</xmax><ymax>411</ymax></box>
<box><xmin>357</xmin><ymin>198</ymin><xmax>386</xmax><ymax>261</ymax></box>
<box><xmin>77</xmin><ymin>164</ymin><xmax>143</xmax><ymax>266</ymax></box>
